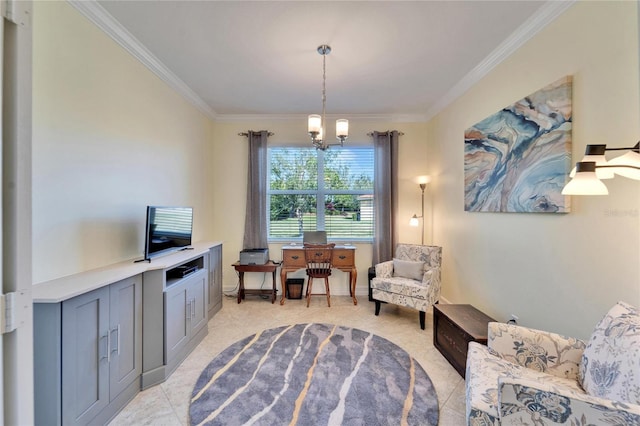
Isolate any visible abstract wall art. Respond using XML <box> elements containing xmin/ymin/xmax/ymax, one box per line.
<box><xmin>464</xmin><ymin>76</ymin><xmax>572</xmax><ymax>213</ymax></box>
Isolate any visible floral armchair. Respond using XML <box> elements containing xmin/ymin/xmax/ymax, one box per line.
<box><xmin>466</xmin><ymin>301</ymin><xmax>640</xmax><ymax>425</ymax></box>
<box><xmin>371</xmin><ymin>244</ymin><xmax>442</xmax><ymax>329</ymax></box>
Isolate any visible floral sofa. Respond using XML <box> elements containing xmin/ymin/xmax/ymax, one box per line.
<box><xmin>371</xmin><ymin>244</ymin><xmax>441</xmax><ymax>329</ymax></box>
<box><xmin>466</xmin><ymin>301</ymin><xmax>640</xmax><ymax>425</ymax></box>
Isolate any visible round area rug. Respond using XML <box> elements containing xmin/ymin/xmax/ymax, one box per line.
<box><xmin>189</xmin><ymin>323</ymin><xmax>439</xmax><ymax>425</ymax></box>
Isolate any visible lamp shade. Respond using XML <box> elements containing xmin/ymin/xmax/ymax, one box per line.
<box><xmin>336</xmin><ymin>119</ymin><xmax>349</xmax><ymax>138</ymax></box>
<box><xmin>415</xmin><ymin>175</ymin><xmax>431</xmax><ymax>185</ymax></box>
<box><xmin>606</xmin><ymin>151</ymin><xmax>640</xmax><ymax>180</ymax></box>
<box><xmin>308</xmin><ymin>115</ymin><xmax>321</xmax><ymax>134</ymax></box>
<box><xmin>562</xmin><ymin>162</ymin><xmax>608</xmax><ymax>195</ymax></box>
<box><xmin>409</xmin><ymin>215</ymin><xmax>420</xmax><ymax>227</ymax></box>
<box><xmin>569</xmin><ymin>154</ymin><xmax>614</xmax><ymax>179</ymax></box>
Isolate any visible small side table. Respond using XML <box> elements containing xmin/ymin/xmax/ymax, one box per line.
<box><xmin>232</xmin><ymin>261</ymin><xmax>279</xmax><ymax>304</ymax></box>
<box><xmin>433</xmin><ymin>304</ymin><xmax>496</xmax><ymax>378</ymax></box>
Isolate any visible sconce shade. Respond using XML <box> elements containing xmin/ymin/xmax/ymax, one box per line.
<box><xmin>562</xmin><ymin>162</ymin><xmax>608</xmax><ymax>195</ymax></box>
<box><xmin>570</xmin><ymin>144</ymin><xmax>613</xmax><ymax>179</ymax></box>
<box><xmin>409</xmin><ymin>215</ymin><xmax>419</xmax><ymax>227</ymax></box>
<box><xmin>606</xmin><ymin>151</ymin><xmax>640</xmax><ymax>180</ymax></box>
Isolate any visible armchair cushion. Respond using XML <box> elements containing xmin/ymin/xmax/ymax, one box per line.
<box><xmin>579</xmin><ymin>301</ymin><xmax>640</xmax><ymax>405</ymax></box>
<box><xmin>392</xmin><ymin>258</ymin><xmax>424</xmax><ymax>281</ymax></box>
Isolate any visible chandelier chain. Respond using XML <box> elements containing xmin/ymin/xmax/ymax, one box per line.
<box><xmin>321</xmin><ymin>49</ymin><xmax>326</xmax><ymax>140</ymax></box>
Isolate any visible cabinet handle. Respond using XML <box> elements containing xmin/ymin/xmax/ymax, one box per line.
<box><xmin>339</xmin><ymin>255</ymin><xmax>346</xmax><ymax>260</ymax></box>
<box><xmin>291</xmin><ymin>255</ymin><xmax>299</xmax><ymax>260</ymax></box>
<box><xmin>110</xmin><ymin>325</ymin><xmax>121</xmax><ymax>356</ymax></box>
<box><xmin>186</xmin><ymin>300</ymin><xmax>191</xmax><ymax>321</ymax></box>
<box><xmin>99</xmin><ymin>333</ymin><xmax>110</xmax><ymax>362</ymax></box>
<box><xmin>191</xmin><ymin>298</ymin><xmax>196</xmax><ymax>318</ymax></box>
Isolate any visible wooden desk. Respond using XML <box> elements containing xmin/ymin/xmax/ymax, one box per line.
<box><xmin>232</xmin><ymin>261</ymin><xmax>279</xmax><ymax>304</ymax></box>
<box><xmin>280</xmin><ymin>245</ymin><xmax>357</xmax><ymax>306</ymax></box>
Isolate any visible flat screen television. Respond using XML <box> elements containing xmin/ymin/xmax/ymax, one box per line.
<box><xmin>144</xmin><ymin>206</ymin><xmax>193</xmax><ymax>260</ymax></box>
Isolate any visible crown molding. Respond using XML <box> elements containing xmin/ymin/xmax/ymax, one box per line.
<box><xmin>424</xmin><ymin>0</ymin><xmax>576</xmax><ymax>121</ymax></box>
<box><xmin>215</xmin><ymin>113</ymin><xmax>428</xmax><ymax>123</ymax></box>
<box><xmin>68</xmin><ymin>0</ymin><xmax>218</xmax><ymax>121</ymax></box>
<box><xmin>67</xmin><ymin>0</ymin><xmax>573</xmax><ymax>125</ymax></box>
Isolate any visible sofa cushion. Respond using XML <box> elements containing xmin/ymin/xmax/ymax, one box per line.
<box><xmin>579</xmin><ymin>301</ymin><xmax>640</xmax><ymax>405</ymax></box>
<box><xmin>392</xmin><ymin>258</ymin><xmax>424</xmax><ymax>281</ymax></box>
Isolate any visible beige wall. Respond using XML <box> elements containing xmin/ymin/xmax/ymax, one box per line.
<box><xmin>32</xmin><ymin>1</ymin><xmax>215</xmax><ymax>283</ymax></box>
<box><xmin>427</xmin><ymin>1</ymin><xmax>640</xmax><ymax>339</ymax></box>
<box><xmin>32</xmin><ymin>1</ymin><xmax>640</xmax><ymax>336</ymax></box>
<box><xmin>211</xmin><ymin>120</ymin><xmax>428</xmax><ymax>295</ymax></box>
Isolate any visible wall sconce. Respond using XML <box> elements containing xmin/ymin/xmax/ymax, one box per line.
<box><xmin>409</xmin><ymin>176</ymin><xmax>430</xmax><ymax>245</ymax></box>
<box><xmin>562</xmin><ymin>143</ymin><xmax>640</xmax><ymax>195</ymax></box>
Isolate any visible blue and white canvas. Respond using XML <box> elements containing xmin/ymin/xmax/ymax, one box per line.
<box><xmin>464</xmin><ymin>76</ymin><xmax>572</xmax><ymax>213</ymax></box>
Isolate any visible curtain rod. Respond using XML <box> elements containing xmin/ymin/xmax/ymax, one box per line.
<box><xmin>367</xmin><ymin>131</ymin><xmax>405</xmax><ymax>136</ymax></box>
<box><xmin>238</xmin><ymin>131</ymin><xmax>274</xmax><ymax>137</ymax></box>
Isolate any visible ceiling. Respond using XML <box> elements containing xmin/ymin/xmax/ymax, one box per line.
<box><xmin>93</xmin><ymin>0</ymin><xmax>568</xmax><ymax>120</ymax></box>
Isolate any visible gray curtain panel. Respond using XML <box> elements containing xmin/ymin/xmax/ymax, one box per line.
<box><xmin>243</xmin><ymin>130</ymin><xmax>269</xmax><ymax>249</ymax></box>
<box><xmin>372</xmin><ymin>130</ymin><xmax>399</xmax><ymax>265</ymax></box>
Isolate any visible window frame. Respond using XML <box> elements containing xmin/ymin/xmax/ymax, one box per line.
<box><xmin>267</xmin><ymin>146</ymin><xmax>374</xmax><ymax>243</ymax></box>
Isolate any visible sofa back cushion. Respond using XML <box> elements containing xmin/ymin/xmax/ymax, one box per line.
<box><xmin>579</xmin><ymin>301</ymin><xmax>640</xmax><ymax>405</ymax></box>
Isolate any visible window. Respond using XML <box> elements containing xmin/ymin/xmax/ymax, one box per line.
<box><xmin>268</xmin><ymin>147</ymin><xmax>374</xmax><ymax>241</ymax></box>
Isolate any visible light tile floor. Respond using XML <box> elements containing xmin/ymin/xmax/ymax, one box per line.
<box><xmin>110</xmin><ymin>295</ymin><xmax>466</xmax><ymax>425</ymax></box>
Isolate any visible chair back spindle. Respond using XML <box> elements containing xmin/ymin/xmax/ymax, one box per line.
<box><xmin>303</xmin><ymin>243</ymin><xmax>335</xmax><ymax>307</ymax></box>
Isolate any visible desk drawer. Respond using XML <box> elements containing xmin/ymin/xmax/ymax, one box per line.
<box><xmin>332</xmin><ymin>249</ymin><xmax>354</xmax><ymax>267</ymax></box>
<box><xmin>282</xmin><ymin>250</ymin><xmax>305</xmax><ymax>267</ymax></box>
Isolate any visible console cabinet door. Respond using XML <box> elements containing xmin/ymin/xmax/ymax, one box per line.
<box><xmin>109</xmin><ymin>276</ymin><xmax>142</xmax><ymax>400</ymax></box>
<box><xmin>62</xmin><ymin>287</ymin><xmax>110</xmax><ymax>426</ymax></box>
<box><xmin>164</xmin><ymin>283</ymin><xmax>189</xmax><ymax>363</ymax></box>
<box><xmin>188</xmin><ymin>272</ymin><xmax>207</xmax><ymax>334</ymax></box>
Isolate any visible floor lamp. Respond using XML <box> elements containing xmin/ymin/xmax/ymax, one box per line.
<box><xmin>409</xmin><ymin>177</ymin><xmax>430</xmax><ymax>245</ymax></box>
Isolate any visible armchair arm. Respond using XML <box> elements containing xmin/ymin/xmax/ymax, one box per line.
<box><xmin>421</xmin><ymin>267</ymin><xmax>441</xmax><ymax>304</ymax></box>
<box><xmin>488</xmin><ymin>323</ymin><xmax>586</xmax><ymax>380</ymax></box>
<box><xmin>374</xmin><ymin>260</ymin><xmax>393</xmax><ymax>278</ymax></box>
<box><xmin>498</xmin><ymin>376</ymin><xmax>640</xmax><ymax>425</ymax></box>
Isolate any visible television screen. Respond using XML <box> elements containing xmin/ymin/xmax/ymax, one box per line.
<box><xmin>144</xmin><ymin>206</ymin><xmax>193</xmax><ymax>260</ymax></box>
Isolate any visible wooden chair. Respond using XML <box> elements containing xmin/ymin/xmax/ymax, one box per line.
<box><xmin>303</xmin><ymin>243</ymin><xmax>335</xmax><ymax>307</ymax></box>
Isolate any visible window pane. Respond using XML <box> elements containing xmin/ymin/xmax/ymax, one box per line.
<box><xmin>269</xmin><ymin>194</ymin><xmax>316</xmax><ymax>238</ymax></box>
<box><xmin>324</xmin><ymin>148</ymin><xmax>374</xmax><ymax>190</ymax></box>
<box><xmin>269</xmin><ymin>147</ymin><xmax>318</xmax><ymax>190</ymax></box>
<box><xmin>324</xmin><ymin>195</ymin><xmax>374</xmax><ymax>239</ymax></box>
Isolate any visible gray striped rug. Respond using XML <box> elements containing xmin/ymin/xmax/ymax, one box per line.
<box><xmin>189</xmin><ymin>323</ymin><xmax>439</xmax><ymax>425</ymax></box>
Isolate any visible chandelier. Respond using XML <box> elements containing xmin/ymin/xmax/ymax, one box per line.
<box><xmin>308</xmin><ymin>45</ymin><xmax>348</xmax><ymax>150</ymax></box>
